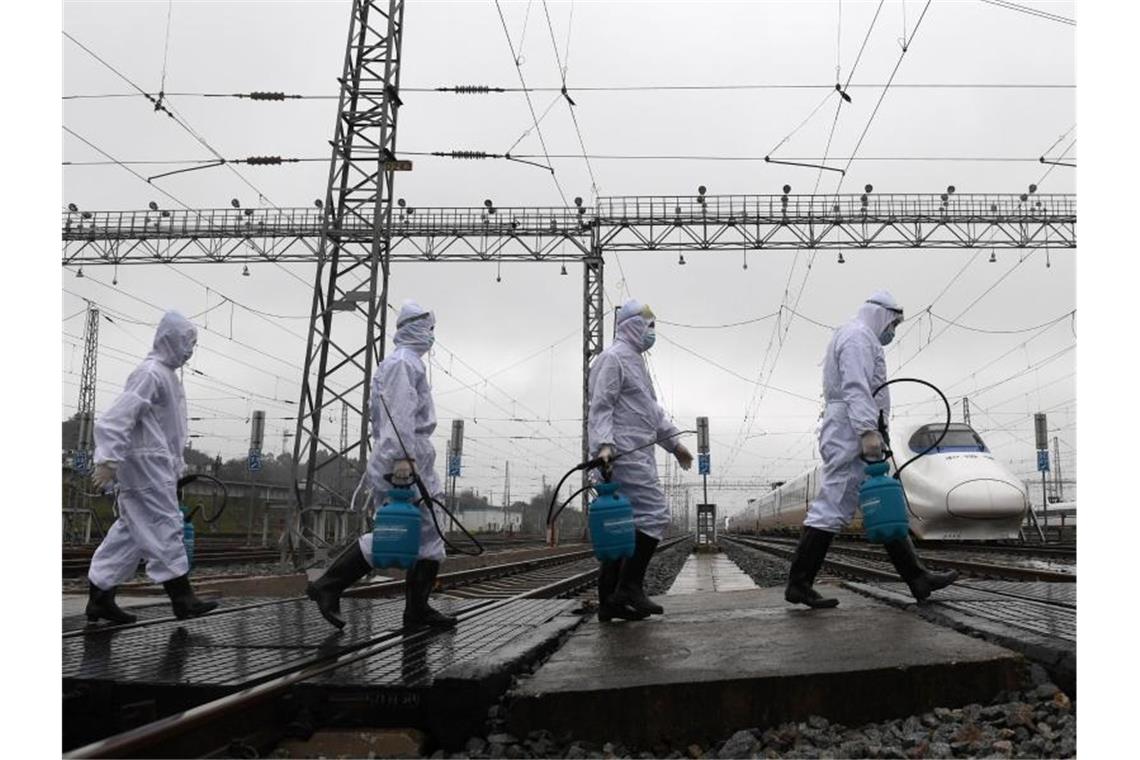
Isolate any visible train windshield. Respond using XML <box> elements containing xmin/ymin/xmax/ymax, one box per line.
<box><xmin>907</xmin><ymin>423</ymin><xmax>988</xmax><ymax>453</ymax></box>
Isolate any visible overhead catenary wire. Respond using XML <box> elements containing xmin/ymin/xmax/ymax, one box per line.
<box><xmin>63</xmin><ymin>31</ymin><xmax>282</xmax><ymax>206</ymax></box>
<box><xmin>724</xmin><ymin>1</ymin><xmax>939</xmax><ymax>478</ymax></box>
<box><xmin>492</xmin><ymin>0</ymin><xmax>570</xmax><ymax>205</ymax></box>
<box><xmin>834</xmin><ymin>0</ymin><xmax>935</xmax><ymax>188</ymax></box>
<box><xmin>540</xmin><ymin>0</ymin><xmax>598</xmax><ymax>198</ymax></box>
<box><xmin>977</xmin><ymin>0</ymin><xmax>1075</xmax><ymax>26</ymax></box>
<box><xmin>64</xmin><ymin>151</ymin><xmax>1074</xmax><ymax>167</ymax></box>
<box><xmin>157</xmin><ymin>0</ymin><xmax>174</xmax><ymax>106</ymax></box>
<box><xmin>62</xmin><ymin>83</ymin><xmax>1077</xmax><ymax>100</ymax></box>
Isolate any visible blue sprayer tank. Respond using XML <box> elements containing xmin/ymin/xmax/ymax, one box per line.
<box><xmin>181</xmin><ymin>506</ymin><xmax>196</xmax><ymax>568</ymax></box>
<box><xmin>859</xmin><ymin>460</ymin><xmax>910</xmax><ymax>543</ymax></box>
<box><xmin>371</xmin><ymin>486</ymin><xmax>421</xmax><ymax>570</ymax></box>
<box><xmin>589</xmin><ymin>481</ymin><xmax>636</xmax><ymax>561</ymax></box>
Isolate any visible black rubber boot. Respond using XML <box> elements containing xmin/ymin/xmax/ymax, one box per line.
<box><xmin>784</xmin><ymin>527</ymin><xmax>840</xmax><ymax>609</ymax></box>
<box><xmin>162</xmin><ymin>575</ymin><xmax>218</xmax><ymax>620</ymax></box>
<box><xmin>403</xmin><ymin>559</ymin><xmax>458</xmax><ymax>630</ymax></box>
<box><xmin>596</xmin><ymin>559</ymin><xmax>648</xmax><ymax>622</ymax></box>
<box><xmin>624</xmin><ymin>531</ymin><xmax>664</xmax><ymax>615</ymax></box>
<box><xmin>306</xmin><ymin>542</ymin><xmax>372</xmax><ymax>629</ymax></box>
<box><xmin>884</xmin><ymin>537</ymin><xmax>959</xmax><ymax>602</ymax></box>
<box><xmin>85</xmin><ymin>582</ymin><xmax>137</xmax><ymax>625</ymax></box>
<box><xmin>597</xmin><ymin>559</ymin><xmax>620</xmax><ymax>606</ymax></box>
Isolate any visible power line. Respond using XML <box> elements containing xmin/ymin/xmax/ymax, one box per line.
<box><xmin>656</xmin><ymin>333</ymin><xmax>820</xmax><ymax>404</ymax></box>
<box><xmin>61</xmin><ymin>83</ymin><xmax>1077</xmax><ymax>100</ymax></box>
<box><xmin>63</xmin><ymin>151</ymin><xmax>1068</xmax><ymax>167</ymax></box>
<box><xmin>896</xmin><ymin>247</ymin><xmax>1045</xmax><ymax>372</ymax></box>
<box><xmin>540</xmin><ymin>0</ymin><xmax>598</xmax><ymax>198</ymax></box>
<box><xmin>977</xmin><ymin>0</ymin><xmax>1075</xmax><ymax>26</ymax></box>
<box><xmin>836</xmin><ymin>0</ymin><xmax>934</xmax><ymax>186</ymax></box>
<box><xmin>63</xmin><ymin>32</ymin><xmax>281</xmax><ymax>206</ymax></box>
<box><xmin>492</xmin><ymin>0</ymin><xmax>570</xmax><ymax>205</ymax></box>
<box><xmin>929</xmin><ymin>308</ymin><xmax>1075</xmax><ymax>335</ymax></box>
<box><xmin>658</xmin><ymin>310</ymin><xmax>780</xmax><ymax>330</ymax></box>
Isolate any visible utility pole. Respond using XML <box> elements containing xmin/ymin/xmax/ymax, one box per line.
<box><xmin>962</xmin><ymin>396</ymin><xmax>971</xmax><ymax>427</ymax></box>
<box><xmin>247</xmin><ymin>410</ymin><xmax>265</xmax><ymax>545</ymax></box>
<box><xmin>448</xmin><ymin>419</ymin><xmax>464</xmax><ymax>533</ymax></box>
<box><xmin>1034</xmin><ymin>413</ymin><xmax>1049</xmax><ymax>540</ymax></box>
<box><xmin>503</xmin><ymin>460</ymin><xmax>510</xmax><ymax>532</ymax></box>
<box><xmin>1053</xmin><ymin>435</ymin><xmax>1064</xmax><ymax>502</ymax></box>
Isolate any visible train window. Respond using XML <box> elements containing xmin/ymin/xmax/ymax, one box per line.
<box><xmin>907</xmin><ymin>423</ymin><xmax>987</xmax><ymax>453</ymax></box>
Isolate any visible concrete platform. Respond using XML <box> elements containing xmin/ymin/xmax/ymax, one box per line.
<box><xmin>508</xmin><ymin>585</ymin><xmax>1024</xmax><ymax>748</ymax></box>
<box><xmin>666</xmin><ymin>552</ymin><xmax>757</xmax><ymax>595</ymax></box>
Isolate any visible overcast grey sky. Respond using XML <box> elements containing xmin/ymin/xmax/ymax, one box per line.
<box><xmin>61</xmin><ymin>0</ymin><xmax>1076</xmax><ymax>513</ymax></box>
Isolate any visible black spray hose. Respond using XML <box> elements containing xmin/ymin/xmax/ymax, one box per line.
<box><xmin>547</xmin><ymin>485</ymin><xmax>594</xmax><ymax>529</ymax></box>
<box><xmin>176</xmin><ymin>474</ymin><xmax>229</xmax><ymax>524</ymax></box>
<box><xmin>545</xmin><ymin>429</ymin><xmax>696</xmax><ymax>532</ymax></box>
<box><xmin>869</xmin><ymin>377</ymin><xmax>952</xmax><ymax>480</ymax></box>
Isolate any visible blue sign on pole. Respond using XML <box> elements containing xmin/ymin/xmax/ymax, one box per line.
<box><xmin>448</xmin><ymin>455</ymin><xmax>461</xmax><ymax>477</ymax></box>
<box><xmin>73</xmin><ymin>451</ymin><xmax>89</xmax><ymax>474</ymax></box>
<box><xmin>1036</xmin><ymin>449</ymin><xmax>1050</xmax><ymax>473</ymax></box>
<box><xmin>248</xmin><ymin>450</ymin><xmax>262</xmax><ymax>472</ymax></box>
<box><xmin>698</xmin><ymin>453</ymin><xmax>711</xmax><ymax>476</ymax></box>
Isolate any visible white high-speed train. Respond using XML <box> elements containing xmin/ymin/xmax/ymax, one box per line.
<box><xmin>725</xmin><ymin>422</ymin><xmax>1029</xmax><ymax>541</ymax></box>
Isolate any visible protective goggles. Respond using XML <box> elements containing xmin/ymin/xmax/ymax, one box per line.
<box><xmin>866</xmin><ymin>299</ymin><xmax>904</xmax><ymax>320</ymax></box>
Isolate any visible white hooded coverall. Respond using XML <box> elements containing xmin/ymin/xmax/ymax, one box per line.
<box><xmin>587</xmin><ymin>301</ymin><xmax>682</xmax><ymax>541</ymax></box>
<box><xmin>804</xmin><ymin>292</ymin><xmax>901</xmax><ymax>533</ymax></box>
<box><xmin>88</xmin><ymin>311</ymin><xmax>197</xmax><ymax>589</ymax></box>
<box><xmin>357</xmin><ymin>301</ymin><xmax>447</xmax><ymax>564</ymax></box>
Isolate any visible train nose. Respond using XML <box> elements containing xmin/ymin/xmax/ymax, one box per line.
<box><xmin>946</xmin><ymin>479</ymin><xmax>1027</xmax><ymax>518</ymax></box>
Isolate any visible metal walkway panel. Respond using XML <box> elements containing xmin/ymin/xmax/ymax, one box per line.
<box><xmin>63</xmin><ymin>597</ymin><xmax>476</xmax><ymax>687</ymax></box>
<box><xmin>844</xmin><ymin>580</ymin><xmax>1076</xmax><ymax>695</ymax></box>
<box><xmin>847</xmin><ymin>581</ymin><xmax>1075</xmax><ymax>642</ymax></box>
<box><xmin>308</xmin><ymin>599</ymin><xmax>576</xmax><ymax>687</ymax></box>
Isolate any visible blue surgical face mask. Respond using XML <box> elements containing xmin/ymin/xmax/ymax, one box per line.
<box><xmin>879</xmin><ymin>324</ymin><xmax>896</xmax><ymax>346</ymax></box>
<box><xmin>180</xmin><ymin>338</ymin><xmax>197</xmax><ymax>364</ymax></box>
<box><xmin>642</xmin><ymin>327</ymin><xmax>656</xmax><ymax>351</ymax></box>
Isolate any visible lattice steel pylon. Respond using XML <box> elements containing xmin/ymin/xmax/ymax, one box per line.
<box><xmin>286</xmin><ymin>0</ymin><xmax>407</xmax><ymax>565</ymax></box>
<box><xmin>70</xmin><ymin>302</ymin><xmax>99</xmax><ymax>511</ymax></box>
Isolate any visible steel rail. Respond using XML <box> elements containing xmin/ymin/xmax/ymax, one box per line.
<box><xmin>63</xmin><ymin>544</ymin><xmax>597</xmax><ymax>639</ymax></box>
<box><xmin>722</xmin><ymin>535</ymin><xmax>1075</xmax><ymax>584</ymax></box>
<box><xmin>62</xmin><ymin>566</ymin><xmax>604</xmax><ymax>759</ymax></box>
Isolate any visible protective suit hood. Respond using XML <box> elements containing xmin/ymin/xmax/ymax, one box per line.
<box><xmin>856</xmin><ymin>290</ymin><xmax>903</xmax><ymax>339</ymax></box>
<box><xmin>393</xmin><ymin>300</ymin><xmax>435</xmax><ymax>355</ymax></box>
<box><xmin>150</xmin><ymin>311</ymin><xmax>197</xmax><ymax>368</ymax></box>
<box><xmin>615</xmin><ymin>299</ymin><xmax>655</xmax><ymax>354</ymax></box>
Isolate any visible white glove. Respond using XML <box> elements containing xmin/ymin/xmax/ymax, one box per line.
<box><xmin>92</xmin><ymin>462</ymin><xmax>117</xmax><ymax>490</ymax></box>
<box><xmin>674</xmin><ymin>444</ymin><xmax>694</xmax><ymax>471</ymax></box>
<box><xmin>860</xmin><ymin>431</ymin><xmax>884</xmax><ymax>460</ymax></box>
<box><xmin>392</xmin><ymin>459</ymin><xmax>414</xmax><ymax>485</ymax></box>
<box><xmin>597</xmin><ymin>445</ymin><xmax>615</xmax><ymax>464</ymax></box>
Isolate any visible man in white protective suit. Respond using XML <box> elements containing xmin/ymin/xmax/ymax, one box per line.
<box><xmin>86</xmin><ymin>311</ymin><xmax>218</xmax><ymax>623</ymax></box>
<box><xmin>784</xmin><ymin>290</ymin><xmax>958</xmax><ymax>609</ymax></box>
<box><xmin>588</xmin><ymin>299</ymin><xmax>694</xmax><ymax>621</ymax></box>
<box><xmin>306</xmin><ymin>300</ymin><xmax>456</xmax><ymax>631</ymax></box>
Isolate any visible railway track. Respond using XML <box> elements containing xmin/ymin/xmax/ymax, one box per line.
<box><xmin>722</xmin><ymin>535</ymin><xmax>1076</xmax><ymax>584</ymax></box>
<box><xmin>64</xmin><ymin>536</ymin><xmax>686</xmax><ymax>758</ymax></box>
<box><xmin>62</xmin><ymin>535</ymin><xmax>558</xmax><ymax>577</ymax></box>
